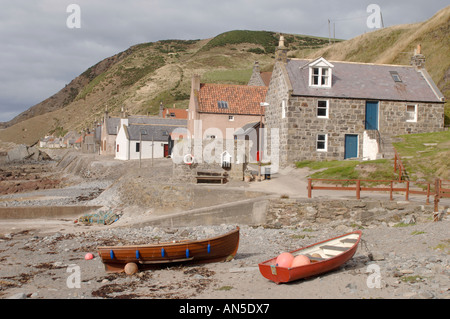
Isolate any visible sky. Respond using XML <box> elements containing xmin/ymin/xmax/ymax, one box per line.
<box><xmin>0</xmin><ymin>0</ymin><xmax>447</xmax><ymax>123</ymax></box>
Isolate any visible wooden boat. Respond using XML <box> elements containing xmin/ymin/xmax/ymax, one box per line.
<box><xmin>97</xmin><ymin>227</ymin><xmax>240</xmax><ymax>273</ymax></box>
<box><xmin>258</xmin><ymin>230</ymin><xmax>362</xmax><ymax>284</ymax></box>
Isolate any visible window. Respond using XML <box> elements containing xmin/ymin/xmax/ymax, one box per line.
<box><xmin>136</xmin><ymin>142</ymin><xmax>140</xmax><ymax>152</ymax></box>
<box><xmin>406</xmin><ymin>104</ymin><xmax>417</xmax><ymax>122</ymax></box>
<box><xmin>310</xmin><ymin>67</ymin><xmax>331</xmax><ymax>87</ymax></box>
<box><xmin>390</xmin><ymin>71</ymin><xmax>402</xmax><ymax>82</ymax></box>
<box><xmin>228</xmin><ymin>115</ymin><xmax>234</xmax><ymax>121</ymax></box>
<box><xmin>307</xmin><ymin>57</ymin><xmax>334</xmax><ymax>88</ymax></box>
<box><xmin>311</xmin><ymin>67</ymin><xmax>320</xmax><ymax>85</ymax></box>
<box><xmin>218</xmin><ymin>101</ymin><xmax>229</xmax><ymax>109</ymax></box>
<box><xmin>317</xmin><ymin>100</ymin><xmax>329</xmax><ymax>118</ymax></box>
<box><xmin>316</xmin><ymin>134</ymin><xmax>327</xmax><ymax>152</ymax></box>
<box><xmin>116</xmin><ymin>144</ymin><xmax>119</xmax><ymax>152</ymax></box>
<box><xmin>281</xmin><ymin>100</ymin><xmax>287</xmax><ymax>119</ymax></box>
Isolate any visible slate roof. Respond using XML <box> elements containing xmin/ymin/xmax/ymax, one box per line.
<box><xmin>233</xmin><ymin>121</ymin><xmax>260</xmax><ymax>136</ymax></box>
<box><xmin>197</xmin><ymin>83</ymin><xmax>268</xmax><ymax>115</ymax></box>
<box><xmin>125</xmin><ymin>120</ymin><xmax>187</xmax><ymax>142</ymax></box>
<box><xmin>105</xmin><ymin>116</ymin><xmax>187</xmax><ymax>135</ymax></box>
<box><xmin>286</xmin><ymin>59</ymin><xmax>444</xmax><ymax>103</ymax></box>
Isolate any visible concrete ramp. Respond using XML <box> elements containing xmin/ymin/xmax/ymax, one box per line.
<box><xmin>137</xmin><ymin>197</ymin><xmax>272</xmax><ymax>228</ymax></box>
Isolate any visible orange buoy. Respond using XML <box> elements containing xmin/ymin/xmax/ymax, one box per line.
<box><xmin>124</xmin><ymin>262</ymin><xmax>138</xmax><ymax>275</ymax></box>
<box><xmin>276</xmin><ymin>252</ymin><xmax>294</xmax><ymax>268</ymax></box>
<box><xmin>291</xmin><ymin>255</ymin><xmax>311</xmax><ymax>268</ymax></box>
<box><xmin>84</xmin><ymin>253</ymin><xmax>94</xmax><ymax>260</ymax></box>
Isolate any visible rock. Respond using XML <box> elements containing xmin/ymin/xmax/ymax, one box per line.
<box><xmin>369</xmin><ymin>251</ymin><xmax>385</xmax><ymax>261</ymax></box>
<box><xmin>7</xmin><ymin>145</ymin><xmax>29</xmax><ymax>162</ymax></box>
<box><xmin>7</xmin><ymin>292</ymin><xmax>27</xmax><ymax>299</ymax></box>
<box><xmin>400</xmin><ymin>269</ymin><xmax>414</xmax><ymax>274</ymax></box>
<box><xmin>418</xmin><ymin>291</ymin><xmax>434</xmax><ymax>299</ymax></box>
<box><xmin>402</xmin><ymin>215</ymin><xmax>416</xmax><ymax>224</ymax></box>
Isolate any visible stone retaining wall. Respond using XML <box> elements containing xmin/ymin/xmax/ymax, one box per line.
<box><xmin>265</xmin><ymin>198</ymin><xmax>436</xmax><ymax>227</ymax></box>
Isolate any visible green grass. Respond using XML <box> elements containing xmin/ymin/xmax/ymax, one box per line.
<box><xmin>202</xmin><ymin>69</ymin><xmax>253</xmax><ymax>85</ymax></box>
<box><xmin>295</xmin><ymin>159</ymin><xmax>395</xmax><ymax>184</ymax></box>
<box><xmin>444</xmin><ymin>101</ymin><xmax>450</xmax><ymax>126</ymax></box>
<box><xmin>203</xmin><ymin>30</ymin><xmax>278</xmax><ymax>54</ymax></box>
<box><xmin>393</xmin><ymin>130</ymin><xmax>450</xmax><ymax>180</ymax></box>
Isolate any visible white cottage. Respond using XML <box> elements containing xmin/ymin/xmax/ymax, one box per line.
<box><xmin>115</xmin><ymin>118</ymin><xmax>187</xmax><ymax>161</ymax></box>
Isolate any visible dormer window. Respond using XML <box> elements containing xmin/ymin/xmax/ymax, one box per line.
<box><xmin>311</xmin><ymin>67</ymin><xmax>330</xmax><ymax>86</ymax></box>
<box><xmin>308</xmin><ymin>57</ymin><xmax>334</xmax><ymax>88</ymax></box>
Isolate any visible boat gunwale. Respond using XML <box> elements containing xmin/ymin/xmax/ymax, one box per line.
<box><xmin>97</xmin><ymin>226</ymin><xmax>240</xmax><ymax>251</ymax></box>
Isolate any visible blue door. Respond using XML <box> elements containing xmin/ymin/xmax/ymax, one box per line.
<box><xmin>365</xmin><ymin>101</ymin><xmax>379</xmax><ymax>130</ymax></box>
<box><xmin>345</xmin><ymin>135</ymin><xmax>358</xmax><ymax>159</ymax></box>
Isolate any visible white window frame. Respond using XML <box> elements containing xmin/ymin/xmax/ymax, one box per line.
<box><xmin>281</xmin><ymin>99</ymin><xmax>287</xmax><ymax>119</ymax></box>
<box><xmin>310</xmin><ymin>67</ymin><xmax>331</xmax><ymax>87</ymax></box>
<box><xmin>406</xmin><ymin>104</ymin><xmax>418</xmax><ymax>122</ymax></box>
<box><xmin>316</xmin><ymin>134</ymin><xmax>328</xmax><ymax>152</ymax></box>
<box><xmin>228</xmin><ymin>115</ymin><xmax>235</xmax><ymax>121</ymax></box>
<box><xmin>307</xmin><ymin>57</ymin><xmax>334</xmax><ymax>88</ymax></box>
<box><xmin>317</xmin><ymin>100</ymin><xmax>329</xmax><ymax>118</ymax></box>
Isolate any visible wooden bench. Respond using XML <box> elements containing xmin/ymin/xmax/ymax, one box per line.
<box><xmin>195</xmin><ymin>171</ymin><xmax>228</xmax><ymax>184</ymax></box>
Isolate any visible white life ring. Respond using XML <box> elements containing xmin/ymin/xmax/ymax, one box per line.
<box><xmin>184</xmin><ymin>154</ymin><xmax>194</xmax><ymax>165</ymax></box>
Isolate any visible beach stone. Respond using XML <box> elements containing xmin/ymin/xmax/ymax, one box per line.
<box><xmin>400</xmin><ymin>269</ymin><xmax>414</xmax><ymax>274</ymax></box>
<box><xmin>7</xmin><ymin>292</ymin><xmax>27</xmax><ymax>299</ymax></box>
<box><xmin>369</xmin><ymin>251</ymin><xmax>385</xmax><ymax>261</ymax></box>
<box><xmin>418</xmin><ymin>291</ymin><xmax>434</xmax><ymax>299</ymax></box>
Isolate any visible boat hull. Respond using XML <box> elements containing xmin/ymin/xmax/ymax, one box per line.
<box><xmin>98</xmin><ymin>227</ymin><xmax>240</xmax><ymax>273</ymax></box>
<box><xmin>258</xmin><ymin>230</ymin><xmax>362</xmax><ymax>284</ymax></box>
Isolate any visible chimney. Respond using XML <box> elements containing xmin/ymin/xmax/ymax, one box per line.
<box><xmin>410</xmin><ymin>44</ymin><xmax>425</xmax><ymax>69</ymax></box>
<box><xmin>159</xmin><ymin>101</ymin><xmax>164</xmax><ymax>118</ymax></box>
<box><xmin>253</xmin><ymin>61</ymin><xmax>261</xmax><ymax>74</ymax></box>
<box><xmin>192</xmin><ymin>74</ymin><xmax>201</xmax><ymax>92</ymax></box>
<box><xmin>103</xmin><ymin>105</ymin><xmax>109</xmax><ymax>123</ymax></box>
<box><xmin>276</xmin><ymin>34</ymin><xmax>288</xmax><ymax>63</ymax></box>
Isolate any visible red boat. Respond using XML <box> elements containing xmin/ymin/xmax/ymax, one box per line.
<box><xmin>98</xmin><ymin>227</ymin><xmax>240</xmax><ymax>273</ymax></box>
<box><xmin>258</xmin><ymin>230</ymin><xmax>362</xmax><ymax>284</ymax></box>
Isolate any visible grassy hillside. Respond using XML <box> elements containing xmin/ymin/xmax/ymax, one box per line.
<box><xmin>0</xmin><ymin>30</ymin><xmax>331</xmax><ymax>146</ymax></box>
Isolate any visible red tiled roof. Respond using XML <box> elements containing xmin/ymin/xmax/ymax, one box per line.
<box><xmin>197</xmin><ymin>83</ymin><xmax>267</xmax><ymax>115</ymax></box>
<box><xmin>163</xmin><ymin>108</ymin><xmax>188</xmax><ymax>119</ymax></box>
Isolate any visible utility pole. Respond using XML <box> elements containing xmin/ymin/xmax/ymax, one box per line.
<box><xmin>328</xmin><ymin>19</ymin><xmax>331</xmax><ymax>45</ymax></box>
<box><xmin>333</xmin><ymin>22</ymin><xmax>336</xmax><ymax>42</ymax></box>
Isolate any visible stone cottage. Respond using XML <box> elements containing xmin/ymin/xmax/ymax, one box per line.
<box><xmin>264</xmin><ymin>36</ymin><xmax>445</xmax><ymax>167</ymax></box>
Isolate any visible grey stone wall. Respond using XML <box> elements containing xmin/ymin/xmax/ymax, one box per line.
<box><xmin>265</xmin><ymin>198</ymin><xmax>435</xmax><ymax>228</ymax></box>
<box><xmin>264</xmin><ymin>62</ymin><xmax>291</xmax><ymax>167</ymax></box>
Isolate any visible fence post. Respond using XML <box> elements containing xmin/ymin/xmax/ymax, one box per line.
<box><xmin>308</xmin><ymin>179</ymin><xmax>312</xmax><ymax>198</ymax></box>
<box><xmin>356</xmin><ymin>180</ymin><xmax>360</xmax><ymax>199</ymax></box>
<box><xmin>426</xmin><ymin>183</ymin><xmax>430</xmax><ymax>205</ymax></box>
<box><xmin>434</xmin><ymin>178</ymin><xmax>440</xmax><ymax>213</ymax></box>
<box><xmin>405</xmin><ymin>181</ymin><xmax>410</xmax><ymax>201</ymax></box>
<box><xmin>394</xmin><ymin>152</ymin><xmax>397</xmax><ymax>173</ymax></box>
<box><xmin>390</xmin><ymin>181</ymin><xmax>393</xmax><ymax>201</ymax></box>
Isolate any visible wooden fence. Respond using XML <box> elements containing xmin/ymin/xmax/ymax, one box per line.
<box><xmin>307</xmin><ymin>178</ymin><xmax>449</xmax><ymax>211</ymax></box>
<box><xmin>394</xmin><ymin>150</ymin><xmax>407</xmax><ymax>181</ymax></box>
